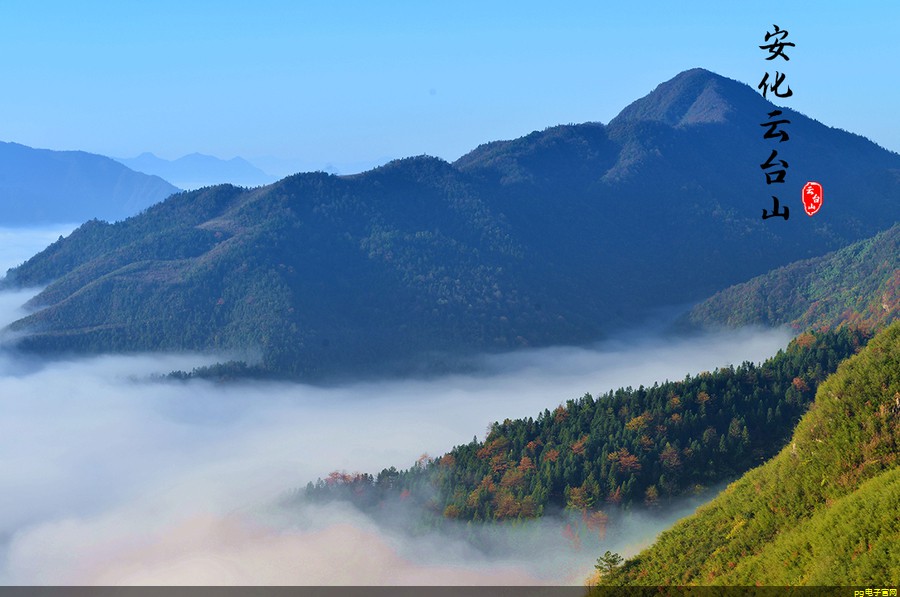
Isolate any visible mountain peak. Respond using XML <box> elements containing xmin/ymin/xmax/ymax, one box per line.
<box><xmin>610</xmin><ymin>68</ymin><xmax>757</xmax><ymax>128</ymax></box>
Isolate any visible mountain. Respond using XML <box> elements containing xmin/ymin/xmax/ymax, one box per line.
<box><xmin>3</xmin><ymin>68</ymin><xmax>900</xmax><ymax>377</ymax></box>
<box><xmin>685</xmin><ymin>223</ymin><xmax>900</xmax><ymax>332</ymax></box>
<box><xmin>595</xmin><ymin>320</ymin><xmax>900</xmax><ymax>587</ymax></box>
<box><xmin>117</xmin><ymin>152</ymin><xmax>277</xmax><ymax>190</ymax></box>
<box><xmin>0</xmin><ymin>142</ymin><xmax>179</xmax><ymax>225</ymax></box>
<box><xmin>305</xmin><ymin>327</ymin><xmax>868</xmax><ymax>521</ymax></box>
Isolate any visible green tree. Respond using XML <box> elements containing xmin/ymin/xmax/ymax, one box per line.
<box><xmin>595</xmin><ymin>551</ymin><xmax>624</xmax><ymax>574</ymax></box>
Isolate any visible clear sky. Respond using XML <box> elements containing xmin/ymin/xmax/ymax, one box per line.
<box><xmin>1</xmin><ymin>1</ymin><xmax>897</xmax><ymax>173</ymax></box>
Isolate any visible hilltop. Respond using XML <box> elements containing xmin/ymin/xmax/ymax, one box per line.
<box><xmin>4</xmin><ymin>69</ymin><xmax>900</xmax><ymax>377</ymax></box>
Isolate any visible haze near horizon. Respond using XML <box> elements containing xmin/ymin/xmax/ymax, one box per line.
<box><xmin>1</xmin><ymin>2</ymin><xmax>898</xmax><ymax>171</ymax></box>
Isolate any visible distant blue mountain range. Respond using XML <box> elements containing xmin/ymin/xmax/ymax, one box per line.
<box><xmin>116</xmin><ymin>152</ymin><xmax>277</xmax><ymax>190</ymax></box>
<box><xmin>0</xmin><ymin>142</ymin><xmax>179</xmax><ymax>225</ymax></box>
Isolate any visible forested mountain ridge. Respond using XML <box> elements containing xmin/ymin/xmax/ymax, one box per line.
<box><xmin>685</xmin><ymin>222</ymin><xmax>899</xmax><ymax>332</ymax></box>
<box><xmin>0</xmin><ymin>141</ymin><xmax>180</xmax><ymax>225</ymax></box>
<box><xmin>305</xmin><ymin>328</ymin><xmax>869</xmax><ymax>521</ymax></box>
<box><xmin>4</xmin><ymin>68</ymin><xmax>900</xmax><ymax>377</ymax></box>
<box><xmin>594</xmin><ymin>320</ymin><xmax>900</xmax><ymax>587</ymax></box>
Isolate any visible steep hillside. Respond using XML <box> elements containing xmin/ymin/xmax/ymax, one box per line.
<box><xmin>0</xmin><ymin>142</ymin><xmax>179</xmax><ymax>224</ymax></box>
<box><xmin>686</xmin><ymin>223</ymin><xmax>899</xmax><ymax>332</ymax></box>
<box><xmin>595</xmin><ymin>320</ymin><xmax>900</xmax><ymax>587</ymax></box>
<box><xmin>305</xmin><ymin>328</ymin><xmax>869</xmax><ymax>521</ymax></box>
<box><xmin>3</xmin><ymin>69</ymin><xmax>900</xmax><ymax>377</ymax></box>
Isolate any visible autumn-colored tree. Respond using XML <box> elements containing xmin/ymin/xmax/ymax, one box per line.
<box><xmin>608</xmin><ymin>448</ymin><xmax>641</xmax><ymax>472</ymax></box>
<box><xmin>625</xmin><ymin>414</ymin><xmax>648</xmax><ymax>431</ymax></box>
<box><xmin>500</xmin><ymin>467</ymin><xmax>526</xmax><ymax>490</ymax></box>
<box><xmin>562</xmin><ymin>523</ymin><xmax>581</xmax><ymax>549</ymax></box>
<box><xmin>566</xmin><ymin>485</ymin><xmax>593</xmax><ymax>510</ymax></box>
<box><xmin>553</xmin><ymin>405</ymin><xmax>568</xmax><ymax>423</ymax></box>
<box><xmin>571</xmin><ymin>435</ymin><xmax>589</xmax><ymax>456</ymax></box>
<box><xmin>443</xmin><ymin>504</ymin><xmax>460</xmax><ymax>518</ymax></box>
<box><xmin>493</xmin><ymin>490</ymin><xmax>521</xmax><ymax>519</ymax></box>
<box><xmin>794</xmin><ymin>331</ymin><xmax>816</xmax><ymax>348</ymax></box>
<box><xmin>659</xmin><ymin>443</ymin><xmax>682</xmax><ymax>470</ymax></box>
<box><xmin>518</xmin><ymin>455</ymin><xmax>536</xmax><ymax>472</ymax></box>
<box><xmin>792</xmin><ymin>376</ymin><xmax>809</xmax><ymax>392</ymax></box>
<box><xmin>583</xmin><ymin>510</ymin><xmax>609</xmax><ymax>540</ymax></box>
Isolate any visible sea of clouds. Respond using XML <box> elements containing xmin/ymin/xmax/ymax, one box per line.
<box><xmin>0</xmin><ymin>227</ymin><xmax>793</xmax><ymax>585</ymax></box>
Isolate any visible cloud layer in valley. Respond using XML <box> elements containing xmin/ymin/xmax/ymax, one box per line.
<box><xmin>0</xmin><ymin>227</ymin><xmax>794</xmax><ymax>585</ymax></box>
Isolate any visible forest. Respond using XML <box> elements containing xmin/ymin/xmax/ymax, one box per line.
<box><xmin>305</xmin><ymin>327</ymin><xmax>870</xmax><ymax>523</ymax></box>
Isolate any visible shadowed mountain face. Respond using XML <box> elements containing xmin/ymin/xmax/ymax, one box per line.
<box><xmin>0</xmin><ymin>142</ymin><xmax>180</xmax><ymax>225</ymax></box>
<box><xmin>3</xmin><ymin>69</ymin><xmax>900</xmax><ymax>378</ymax></box>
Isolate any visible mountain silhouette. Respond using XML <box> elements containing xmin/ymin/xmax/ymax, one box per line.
<box><xmin>4</xmin><ymin>68</ymin><xmax>899</xmax><ymax>377</ymax></box>
<box><xmin>0</xmin><ymin>142</ymin><xmax>179</xmax><ymax>225</ymax></box>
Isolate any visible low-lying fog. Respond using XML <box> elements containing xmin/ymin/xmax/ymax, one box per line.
<box><xmin>0</xmin><ymin>227</ymin><xmax>794</xmax><ymax>585</ymax></box>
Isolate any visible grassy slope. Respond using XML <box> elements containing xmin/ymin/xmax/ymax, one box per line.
<box><xmin>595</xmin><ymin>320</ymin><xmax>900</xmax><ymax>587</ymax></box>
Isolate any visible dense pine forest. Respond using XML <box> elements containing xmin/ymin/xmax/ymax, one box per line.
<box><xmin>305</xmin><ymin>327</ymin><xmax>869</xmax><ymax>522</ymax></box>
<box><xmin>594</xmin><ymin>320</ymin><xmax>900</xmax><ymax>586</ymax></box>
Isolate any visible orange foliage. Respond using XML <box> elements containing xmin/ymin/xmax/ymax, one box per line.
<box><xmin>625</xmin><ymin>414</ymin><xmax>648</xmax><ymax>431</ymax></box>
<box><xmin>543</xmin><ymin>448</ymin><xmax>560</xmax><ymax>463</ymax></box>
<box><xmin>660</xmin><ymin>444</ymin><xmax>682</xmax><ymax>469</ymax></box>
<box><xmin>493</xmin><ymin>490</ymin><xmax>521</xmax><ymax>519</ymax></box>
<box><xmin>325</xmin><ymin>471</ymin><xmax>367</xmax><ymax>486</ymax></box>
<box><xmin>607</xmin><ymin>447</ymin><xmax>641</xmax><ymax>472</ymax></box>
<box><xmin>476</xmin><ymin>437</ymin><xmax>509</xmax><ymax>460</ymax></box>
<box><xmin>567</xmin><ymin>485</ymin><xmax>592</xmax><ymax>510</ymax></box>
<box><xmin>794</xmin><ymin>332</ymin><xmax>817</xmax><ymax>349</ymax></box>
<box><xmin>518</xmin><ymin>455</ymin><xmax>536</xmax><ymax>472</ymax></box>
<box><xmin>571</xmin><ymin>435</ymin><xmax>589</xmax><ymax>456</ymax></box>
<box><xmin>583</xmin><ymin>510</ymin><xmax>609</xmax><ymax>540</ymax></box>
<box><xmin>607</xmin><ymin>485</ymin><xmax>623</xmax><ymax>504</ymax></box>
<box><xmin>553</xmin><ymin>405</ymin><xmax>569</xmax><ymax>423</ymax></box>
<box><xmin>562</xmin><ymin>523</ymin><xmax>581</xmax><ymax>549</ymax></box>
<box><xmin>792</xmin><ymin>376</ymin><xmax>809</xmax><ymax>392</ymax></box>
<box><xmin>490</xmin><ymin>454</ymin><xmax>509</xmax><ymax>474</ymax></box>
<box><xmin>500</xmin><ymin>467</ymin><xmax>525</xmax><ymax>490</ymax></box>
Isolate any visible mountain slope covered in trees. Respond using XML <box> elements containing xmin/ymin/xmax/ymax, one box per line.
<box><xmin>3</xmin><ymin>69</ymin><xmax>900</xmax><ymax>377</ymax></box>
<box><xmin>685</xmin><ymin>223</ymin><xmax>899</xmax><ymax>332</ymax></box>
<box><xmin>594</xmin><ymin>320</ymin><xmax>900</xmax><ymax>587</ymax></box>
<box><xmin>305</xmin><ymin>328</ymin><xmax>869</xmax><ymax>521</ymax></box>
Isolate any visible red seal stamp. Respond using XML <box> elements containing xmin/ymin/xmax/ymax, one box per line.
<box><xmin>802</xmin><ymin>181</ymin><xmax>823</xmax><ymax>216</ymax></box>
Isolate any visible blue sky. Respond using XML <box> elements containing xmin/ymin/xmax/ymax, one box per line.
<box><xmin>1</xmin><ymin>1</ymin><xmax>897</xmax><ymax>173</ymax></box>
